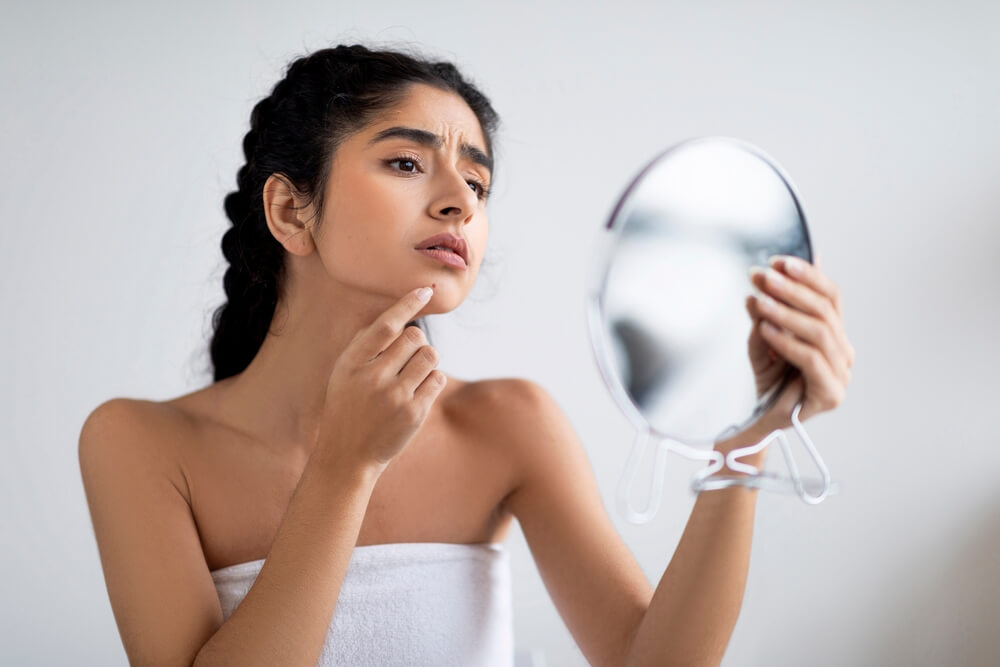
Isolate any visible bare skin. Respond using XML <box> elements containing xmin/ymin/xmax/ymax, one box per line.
<box><xmin>209</xmin><ymin>83</ymin><xmax>492</xmax><ymax>458</ymax></box>
<box><xmin>161</xmin><ymin>373</ymin><xmax>517</xmax><ymax>573</ymax></box>
<box><xmin>80</xmin><ymin>81</ymin><xmax>855</xmax><ymax>666</ymax></box>
<box><xmin>163</xmin><ymin>82</ymin><xmax>513</xmax><ymax>568</ymax></box>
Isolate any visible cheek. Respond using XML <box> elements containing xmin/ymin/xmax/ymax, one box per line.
<box><xmin>319</xmin><ymin>188</ymin><xmax>413</xmax><ymax>278</ymax></box>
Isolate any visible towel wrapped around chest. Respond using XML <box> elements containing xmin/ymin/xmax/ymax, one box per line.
<box><xmin>210</xmin><ymin>541</ymin><xmax>514</xmax><ymax>667</ymax></box>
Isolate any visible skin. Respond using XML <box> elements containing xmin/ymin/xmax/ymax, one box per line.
<box><xmin>79</xmin><ymin>80</ymin><xmax>855</xmax><ymax>666</ymax></box>
<box><xmin>503</xmin><ymin>252</ymin><xmax>855</xmax><ymax>666</ymax></box>
<box><xmin>222</xmin><ymin>82</ymin><xmax>491</xmax><ymax>454</ymax></box>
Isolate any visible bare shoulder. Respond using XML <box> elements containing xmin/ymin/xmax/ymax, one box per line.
<box><xmin>454</xmin><ymin>377</ymin><xmax>582</xmax><ymax>506</ymax></box>
<box><xmin>80</xmin><ymin>396</ymin><xmax>191</xmax><ymax>440</ymax></box>
<box><xmin>462</xmin><ymin>379</ymin><xmax>651</xmax><ymax>666</ymax></box>
<box><xmin>78</xmin><ymin>397</ymin><xmax>223</xmax><ymax>665</ymax></box>
<box><xmin>447</xmin><ymin>376</ymin><xmax>549</xmax><ymax>438</ymax></box>
<box><xmin>78</xmin><ymin>397</ymin><xmax>193</xmax><ymax>502</ymax></box>
<box><xmin>453</xmin><ymin>376</ymin><xmax>546</xmax><ymax>411</ymax></box>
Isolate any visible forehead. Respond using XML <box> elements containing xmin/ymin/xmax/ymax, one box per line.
<box><xmin>366</xmin><ymin>83</ymin><xmax>488</xmax><ymax>152</ymax></box>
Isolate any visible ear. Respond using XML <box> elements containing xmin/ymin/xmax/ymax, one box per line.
<box><xmin>262</xmin><ymin>173</ymin><xmax>317</xmax><ymax>257</ymax></box>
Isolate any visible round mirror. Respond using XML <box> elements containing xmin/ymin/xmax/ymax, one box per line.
<box><xmin>586</xmin><ymin>136</ymin><xmax>832</xmax><ymax>521</ymax></box>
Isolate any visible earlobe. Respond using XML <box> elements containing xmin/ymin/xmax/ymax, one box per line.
<box><xmin>262</xmin><ymin>173</ymin><xmax>316</xmax><ymax>256</ymax></box>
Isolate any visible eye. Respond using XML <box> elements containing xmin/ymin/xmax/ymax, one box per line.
<box><xmin>386</xmin><ymin>154</ymin><xmax>491</xmax><ymax>201</ymax></box>
<box><xmin>386</xmin><ymin>155</ymin><xmax>422</xmax><ymax>173</ymax></box>
<box><xmin>467</xmin><ymin>178</ymin><xmax>491</xmax><ymax>201</ymax></box>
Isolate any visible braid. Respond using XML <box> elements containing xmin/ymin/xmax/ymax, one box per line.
<box><xmin>206</xmin><ymin>43</ymin><xmax>501</xmax><ymax>382</ymax></box>
<box><xmin>209</xmin><ymin>98</ymin><xmax>287</xmax><ymax>382</ymax></box>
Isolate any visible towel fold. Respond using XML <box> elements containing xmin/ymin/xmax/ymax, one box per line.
<box><xmin>211</xmin><ymin>541</ymin><xmax>514</xmax><ymax>666</ymax></box>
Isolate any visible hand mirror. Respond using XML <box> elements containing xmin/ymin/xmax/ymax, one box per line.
<box><xmin>586</xmin><ymin>137</ymin><xmax>835</xmax><ymax>524</ymax></box>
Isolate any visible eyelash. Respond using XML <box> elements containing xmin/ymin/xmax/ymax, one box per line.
<box><xmin>385</xmin><ymin>154</ymin><xmax>491</xmax><ymax>201</ymax></box>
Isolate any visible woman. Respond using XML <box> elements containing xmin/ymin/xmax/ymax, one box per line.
<box><xmin>79</xmin><ymin>43</ymin><xmax>854</xmax><ymax>666</ymax></box>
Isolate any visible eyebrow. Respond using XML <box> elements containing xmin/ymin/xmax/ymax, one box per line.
<box><xmin>367</xmin><ymin>126</ymin><xmax>493</xmax><ymax>176</ymax></box>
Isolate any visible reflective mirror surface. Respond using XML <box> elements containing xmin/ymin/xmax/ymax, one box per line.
<box><xmin>589</xmin><ymin>137</ymin><xmax>813</xmax><ymax>447</ymax></box>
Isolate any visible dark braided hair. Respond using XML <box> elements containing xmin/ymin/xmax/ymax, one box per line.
<box><xmin>207</xmin><ymin>44</ymin><xmax>501</xmax><ymax>382</ymax></box>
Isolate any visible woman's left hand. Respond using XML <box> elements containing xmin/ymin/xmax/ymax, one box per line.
<box><xmin>743</xmin><ymin>253</ymin><xmax>855</xmax><ymax>433</ymax></box>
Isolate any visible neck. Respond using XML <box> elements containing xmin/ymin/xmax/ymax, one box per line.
<box><xmin>217</xmin><ymin>274</ymin><xmax>420</xmax><ymax>451</ymax></box>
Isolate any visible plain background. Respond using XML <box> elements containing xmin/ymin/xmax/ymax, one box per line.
<box><xmin>3</xmin><ymin>1</ymin><xmax>998</xmax><ymax>665</ymax></box>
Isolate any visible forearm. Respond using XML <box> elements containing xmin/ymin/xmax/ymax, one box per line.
<box><xmin>624</xmin><ymin>430</ymin><xmax>768</xmax><ymax>667</ymax></box>
<box><xmin>193</xmin><ymin>449</ymin><xmax>382</xmax><ymax>667</ymax></box>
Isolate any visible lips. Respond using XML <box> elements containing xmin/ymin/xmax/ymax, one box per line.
<box><xmin>415</xmin><ymin>233</ymin><xmax>469</xmax><ymax>265</ymax></box>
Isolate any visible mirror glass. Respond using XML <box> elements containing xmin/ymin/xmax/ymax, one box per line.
<box><xmin>587</xmin><ymin>136</ymin><xmax>812</xmax><ymax>448</ymax></box>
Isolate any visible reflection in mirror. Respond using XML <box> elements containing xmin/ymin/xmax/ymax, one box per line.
<box><xmin>586</xmin><ymin>137</ymin><xmax>835</xmax><ymax>523</ymax></box>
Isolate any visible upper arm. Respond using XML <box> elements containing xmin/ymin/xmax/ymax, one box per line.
<box><xmin>78</xmin><ymin>399</ymin><xmax>223</xmax><ymax>666</ymax></box>
<box><xmin>496</xmin><ymin>379</ymin><xmax>653</xmax><ymax>667</ymax></box>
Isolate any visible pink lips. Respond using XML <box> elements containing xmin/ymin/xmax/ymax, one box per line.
<box><xmin>414</xmin><ymin>233</ymin><xmax>469</xmax><ymax>265</ymax></box>
<box><xmin>416</xmin><ymin>247</ymin><xmax>468</xmax><ymax>269</ymax></box>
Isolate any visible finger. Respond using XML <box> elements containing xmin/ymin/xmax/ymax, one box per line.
<box><xmin>356</xmin><ymin>286</ymin><xmax>434</xmax><ymax>361</ymax></box>
<box><xmin>395</xmin><ymin>330</ymin><xmax>440</xmax><ymax>394</ymax></box>
<box><xmin>745</xmin><ymin>296</ymin><xmax>785</xmax><ymax>364</ymax></box>
<box><xmin>751</xmin><ymin>266</ymin><xmax>829</xmax><ymax>320</ymax></box>
<box><xmin>768</xmin><ymin>254</ymin><xmax>842</xmax><ymax>317</ymax></box>
<box><xmin>752</xmin><ymin>293</ymin><xmax>850</xmax><ymax>385</ymax></box>
<box><xmin>758</xmin><ymin>319</ymin><xmax>846</xmax><ymax>413</ymax></box>
<box><xmin>766</xmin><ymin>257</ymin><xmax>853</xmax><ymax>368</ymax></box>
<box><xmin>744</xmin><ymin>294</ymin><xmax>762</xmax><ymax>324</ymax></box>
<box><xmin>751</xmin><ymin>265</ymin><xmax>852</xmax><ymax>364</ymax></box>
<box><xmin>745</xmin><ymin>295</ymin><xmax>769</xmax><ymax>356</ymax></box>
<box><xmin>414</xmin><ymin>369</ymin><xmax>448</xmax><ymax>402</ymax></box>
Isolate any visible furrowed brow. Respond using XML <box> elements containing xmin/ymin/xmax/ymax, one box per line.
<box><xmin>368</xmin><ymin>126</ymin><xmax>493</xmax><ymax>176</ymax></box>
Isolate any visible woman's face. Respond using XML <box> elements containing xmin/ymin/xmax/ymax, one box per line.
<box><xmin>313</xmin><ymin>82</ymin><xmax>492</xmax><ymax>312</ymax></box>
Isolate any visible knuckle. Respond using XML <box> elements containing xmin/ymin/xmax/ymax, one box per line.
<box><xmin>821</xmin><ymin>300</ymin><xmax>836</xmax><ymax>322</ymax></box>
<box><xmin>825</xmin><ymin>391</ymin><xmax>837</xmax><ymax>409</ymax></box>
<box><xmin>402</xmin><ymin>400</ymin><xmax>423</xmax><ymax>422</ymax></box>
<box><xmin>389</xmin><ymin>385</ymin><xmax>410</xmax><ymax>409</ymax></box>
<box><xmin>422</xmin><ymin>345</ymin><xmax>438</xmax><ymax>363</ymax></box>
<box><xmin>829</xmin><ymin>388</ymin><xmax>844</xmax><ymax>409</ymax></box>
<box><xmin>405</xmin><ymin>325</ymin><xmax>425</xmax><ymax>344</ymax></box>
<box><xmin>373</xmin><ymin>319</ymin><xmax>395</xmax><ymax>338</ymax></box>
<box><xmin>817</xmin><ymin>326</ymin><xmax>833</xmax><ymax>352</ymax></box>
<box><xmin>808</xmin><ymin>349</ymin><xmax>824</xmax><ymax>374</ymax></box>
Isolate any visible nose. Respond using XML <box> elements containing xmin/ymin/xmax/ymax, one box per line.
<box><xmin>429</xmin><ymin>167</ymin><xmax>478</xmax><ymax>222</ymax></box>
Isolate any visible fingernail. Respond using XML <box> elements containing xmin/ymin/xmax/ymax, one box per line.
<box><xmin>784</xmin><ymin>256</ymin><xmax>805</xmax><ymax>276</ymax></box>
<box><xmin>417</xmin><ymin>287</ymin><xmax>433</xmax><ymax>301</ymax></box>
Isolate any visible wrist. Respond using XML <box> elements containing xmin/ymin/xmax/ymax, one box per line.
<box><xmin>307</xmin><ymin>446</ymin><xmax>386</xmax><ymax>486</ymax></box>
<box><xmin>710</xmin><ymin>425</ymin><xmax>774</xmax><ymax>476</ymax></box>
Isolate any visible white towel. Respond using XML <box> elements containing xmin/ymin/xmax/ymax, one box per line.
<box><xmin>210</xmin><ymin>542</ymin><xmax>514</xmax><ymax>666</ymax></box>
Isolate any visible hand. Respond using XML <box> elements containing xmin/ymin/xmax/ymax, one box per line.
<box><xmin>743</xmin><ymin>253</ymin><xmax>855</xmax><ymax>434</ymax></box>
<box><xmin>315</xmin><ymin>286</ymin><xmax>446</xmax><ymax>472</ymax></box>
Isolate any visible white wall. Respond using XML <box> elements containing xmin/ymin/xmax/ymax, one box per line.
<box><xmin>3</xmin><ymin>1</ymin><xmax>998</xmax><ymax>665</ymax></box>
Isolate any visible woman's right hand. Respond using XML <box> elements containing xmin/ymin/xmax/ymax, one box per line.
<box><xmin>315</xmin><ymin>286</ymin><xmax>445</xmax><ymax>472</ymax></box>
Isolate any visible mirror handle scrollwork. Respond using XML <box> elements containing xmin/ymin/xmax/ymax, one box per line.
<box><xmin>696</xmin><ymin>403</ymin><xmax>834</xmax><ymax>505</ymax></box>
<box><xmin>587</xmin><ymin>285</ymin><xmax>836</xmax><ymax>526</ymax></box>
<box><xmin>616</xmin><ymin>429</ymin><xmax>725</xmax><ymax>524</ymax></box>
<box><xmin>618</xmin><ymin>404</ymin><xmax>836</xmax><ymax>526</ymax></box>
